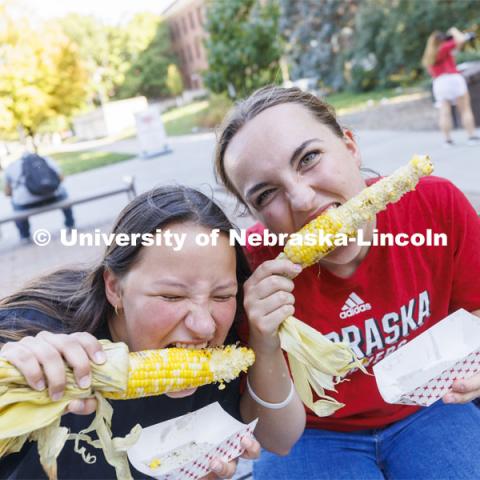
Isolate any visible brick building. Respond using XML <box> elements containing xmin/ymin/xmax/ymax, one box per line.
<box><xmin>163</xmin><ymin>0</ymin><xmax>209</xmax><ymax>90</ymax></box>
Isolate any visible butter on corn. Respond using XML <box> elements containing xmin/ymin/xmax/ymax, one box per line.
<box><xmin>0</xmin><ymin>341</ymin><xmax>255</xmax><ymax>479</ymax></box>
<box><xmin>283</xmin><ymin>154</ymin><xmax>434</xmax><ymax>268</ymax></box>
<box><xmin>275</xmin><ymin>155</ymin><xmax>434</xmax><ymax>417</ymax></box>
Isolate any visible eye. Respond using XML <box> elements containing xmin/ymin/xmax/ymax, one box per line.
<box><xmin>159</xmin><ymin>295</ymin><xmax>184</xmax><ymax>302</ymax></box>
<box><xmin>298</xmin><ymin>151</ymin><xmax>320</xmax><ymax>169</ymax></box>
<box><xmin>254</xmin><ymin>188</ymin><xmax>276</xmax><ymax>208</ymax></box>
<box><xmin>213</xmin><ymin>294</ymin><xmax>236</xmax><ymax>302</ymax></box>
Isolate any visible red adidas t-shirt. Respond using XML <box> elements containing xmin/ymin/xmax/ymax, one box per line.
<box><xmin>243</xmin><ymin>176</ymin><xmax>480</xmax><ymax>431</ymax></box>
<box><xmin>429</xmin><ymin>39</ymin><xmax>459</xmax><ymax>78</ymax></box>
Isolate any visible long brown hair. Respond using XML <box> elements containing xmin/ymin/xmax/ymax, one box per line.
<box><xmin>214</xmin><ymin>85</ymin><xmax>344</xmax><ymax>206</ymax></box>
<box><xmin>0</xmin><ymin>186</ymin><xmax>250</xmax><ymax>342</ymax></box>
<box><xmin>422</xmin><ymin>31</ymin><xmax>443</xmax><ymax>69</ymax></box>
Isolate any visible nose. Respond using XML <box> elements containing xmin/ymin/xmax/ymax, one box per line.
<box><xmin>184</xmin><ymin>303</ymin><xmax>216</xmax><ymax>339</ymax></box>
<box><xmin>287</xmin><ymin>181</ymin><xmax>316</xmax><ymax>212</ymax></box>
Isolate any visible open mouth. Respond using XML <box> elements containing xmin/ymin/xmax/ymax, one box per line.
<box><xmin>166</xmin><ymin>342</ymin><xmax>209</xmax><ymax>349</ymax></box>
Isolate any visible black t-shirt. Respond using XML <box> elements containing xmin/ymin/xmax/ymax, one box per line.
<box><xmin>0</xmin><ymin>308</ymin><xmax>242</xmax><ymax>479</ymax></box>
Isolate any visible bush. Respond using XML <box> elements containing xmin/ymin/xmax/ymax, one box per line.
<box><xmin>197</xmin><ymin>94</ymin><xmax>233</xmax><ymax>129</ymax></box>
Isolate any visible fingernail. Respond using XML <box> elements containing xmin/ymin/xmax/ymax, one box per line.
<box><xmin>35</xmin><ymin>380</ymin><xmax>46</xmax><ymax>391</ymax></box>
<box><xmin>457</xmin><ymin>383</ymin><xmax>466</xmax><ymax>392</ymax></box>
<box><xmin>211</xmin><ymin>460</ymin><xmax>222</xmax><ymax>473</ymax></box>
<box><xmin>94</xmin><ymin>351</ymin><xmax>106</xmax><ymax>364</ymax></box>
<box><xmin>51</xmin><ymin>391</ymin><xmax>63</xmax><ymax>401</ymax></box>
<box><xmin>293</xmin><ymin>264</ymin><xmax>302</xmax><ymax>272</ymax></box>
<box><xmin>78</xmin><ymin>375</ymin><xmax>91</xmax><ymax>389</ymax></box>
<box><xmin>444</xmin><ymin>394</ymin><xmax>455</xmax><ymax>403</ymax></box>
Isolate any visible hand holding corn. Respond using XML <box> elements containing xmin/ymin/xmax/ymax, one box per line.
<box><xmin>0</xmin><ymin>335</ymin><xmax>254</xmax><ymax>479</ymax></box>
<box><xmin>248</xmin><ymin>155</ymin><xmax>434</xmax><ymax>417</ymax></box>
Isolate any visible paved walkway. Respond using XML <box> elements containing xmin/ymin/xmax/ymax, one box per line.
<box><xmin>0</xmin><ymin>129</ymin><xmax>479</xmax><ymax>296</ymax></box>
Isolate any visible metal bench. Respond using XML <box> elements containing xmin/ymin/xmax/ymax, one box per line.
<box><xmin>0</xmin><ymin>176</ymin><xmax>136</xmax><ymax>227</ymax></box>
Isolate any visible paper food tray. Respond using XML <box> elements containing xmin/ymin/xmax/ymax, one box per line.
<box><xmin>373</xmin><ymin>309</ymin><xmax>480</xmax><ymax>406</ymax></box>
<box><xmin>127</xmin><ymin>402</ymin><xmax>257</xmax><ymax>480</ymax></box>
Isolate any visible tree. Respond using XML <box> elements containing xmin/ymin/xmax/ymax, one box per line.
<box><xmin>57</xmin><ymin>14</ymin><xmax>129</xmax><ymax>103</ymax></box>
<box><xmin>279</xmin><ymin>0</ymin><xmax>359</xmax><ymax>91</ymax></box>
<box><xmin>166</xmin><ymin>64</ymin><xmax>184</xmax><ymax>97</ymax></box>
<box><xmin>203</xmin><ymin>0</ymin><xmax>282</xmax><ymax>99</ymax></box>
<box><xmin>117</xmin><ymin>18</ymin><xmax>178</xmax><ymax>99</ymax></box>
<box><xmin>0</xmin><ymin>14</ymin><xmax>88</xmax><ymax>147</ymax></box>
<box><xmin>349</xmin><ymin>0</ymin><xmax>480</xmax><ymax>91</ymax></box>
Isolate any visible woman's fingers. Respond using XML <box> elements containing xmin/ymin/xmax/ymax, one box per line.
<box><xmin>247</xmin><ymin>289</ymin><xmax>295</xmax><ymax>319</ymax></box>
<box><xmin>1</xmin><ymin>340</ymin><xmax>47</xmax><ymax>391</ymax></box>
<box><xmin>248</xmin><ymin>274</ymin><xmax>295</xmax><ymax>301</ymax></box>
<box><xmin>250</xmin><ymin>258</ymin><xmax>301</xmax><ymax>284</ymax></box>
<box><xmin>208</xmin><ymin>457</ymin><xmax>238</xmax><ymax>479</ymax></box>
<box><xmin>67</xmin><ymin>398</ymin><xmax>98</xmax><ymax>415</ymax></box>
<box><xmin>239</xmin><ymin>435</ymin><xmax>261</xmax><ymax>460</ymax></box>
<box><xmin>1</xmin><ymin>331</ymin><xmax>106</xmax><ymax>401</ymax></box>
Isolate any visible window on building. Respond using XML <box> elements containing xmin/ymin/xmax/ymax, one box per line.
<box><xmin>187</xmin><ymin>45</ymin><xmax>193</xmax><ymax>62</ymax></box>
<box><xmin>189</xmin><ymin>11</ymin><xmax>195</xmax><ymax>29</ymax></box>
<box><xmin>182</xmin><ymin>16</ymin><xmax>188</xmax><ymax>33</ymax></box>
<box><xmin>196</xmin><ymin>7</ymin><xmax>203</xmax><ymax>26</ymax></box>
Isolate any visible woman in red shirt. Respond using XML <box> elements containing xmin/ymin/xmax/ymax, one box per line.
<box><xmin>215</xmin><ymin>85</ymin><xmax>480</xmax><ymax>478</ymax></box>
<box><xmin>422</xmin><ymin>27</ymin><xmax>479</xmax><ymax>146</ymax></box>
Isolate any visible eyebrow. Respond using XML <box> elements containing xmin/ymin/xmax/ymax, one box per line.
<box><xmin>245</xmin><ymin>138</ymin><xmax>322</xmax><ymax>200</ymax></box>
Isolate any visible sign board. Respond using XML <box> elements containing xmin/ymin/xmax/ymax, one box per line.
<box><xmin>135</xmin><ymin>107</ymin><xmax>171</xmax><ymax>158</ymax></box>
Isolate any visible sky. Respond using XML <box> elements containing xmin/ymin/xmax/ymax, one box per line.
<box><xmin>21</xmin><ymin>0</ymin><xmax>176</xmax><ymax>24</ymax></box>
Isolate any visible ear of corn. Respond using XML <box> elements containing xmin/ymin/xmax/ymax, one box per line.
<box><xmin>283</xmin><ymin>154</ymin><xmax>434</xmax><ymax>268</ymax></box>
<box><xmin>104</xmin><ymin>345</ymin><xmax>255</xmax><ymax>400</ymax></box>
<box><xmin>0</xmin><ymin>341</ymin><xmax>255</xmax><ymax>479</ymax></box>
<box><xmin>277</xmin><ymin>155</ymin><xmax>434</xmax><ymax>416</ymax></box>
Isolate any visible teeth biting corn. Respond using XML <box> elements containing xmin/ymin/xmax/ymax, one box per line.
<box><xmin>283</xmin><ymin>154</ymin><xmax>433</xmax><ymax>268</ymax></box>
<box><xmin>277</xmin><ymin>155</ymin><xmax>434</xmax><ymax>417</ymax></box>
<box><xmin>0</xmin><ymin>341</ymin><xmax>255</xmax><ymax>479</ymax></box>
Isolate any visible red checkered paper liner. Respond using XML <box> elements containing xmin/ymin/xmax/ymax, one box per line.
<box><xmin>127</xmin><ymin>402</ymin><xmax>258</xmax><ymax>480</ymax></box>
<box><xmin>161</xmin><ymin>422</ymin><xmax>256</xmax><ymax>480</ymax></box>
<box><xmin>396</xmin><ymin>348</ymin><xmax>480</xmax><ymax>406</ymax></box>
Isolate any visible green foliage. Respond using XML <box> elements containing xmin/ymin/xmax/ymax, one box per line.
<box><xmin>279</xmin><ymin>0</ymin><xmax>359</xmax><ymax>91</ymax></box>
<box><xmin>203</xmin><ymin>0</ymin><xmax>282</xmax><ymax>98</ymax></box>
<box><xmin>0</xmin><ymin>12</ymin><xmax>88</xmax><ymax>142</ymax></box>
<box><xmin>48</xmin><ymin>150</ymin><xmax>133</xmax><ymax>175</ymax></box>
<box><xmin>59</xmin><ymin>13</ymin><xmax>180</xmax><ymax>101</ymax></box>
<box><xmin>197</xmin><ymin>94</ymin><xmax>233</xmax><ymax>129</ymax></box>
<box><xmin>166</xmin><ymin>64</ymin><xmax>184</xmax><ymax>97</ymax></box>
<box><xmin>118</xmin><ymin>20</ymin><xmax>177</xmax><ymax>99</ymax></box>
<box><xmin>349</xmin><ymin>0</ymin><xmax>480</xmax><ymax>91</ymax></box>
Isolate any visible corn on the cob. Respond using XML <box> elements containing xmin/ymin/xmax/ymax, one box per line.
<box><xmin>276</xmin><ymin>155</ymin><xmax>434</xmax><ymax>417</ymax></box>
<box><xmin>283</xmin><ymin>154</ymin><xmax>433</xmax><ymax>268</ymax></box>
<box><xmin>104</xmin><ymin>345</ymin><xmax>255</xmax><ymax>399</ymax></box>
<box><xmin>0</xmin><ymin>341</ymin><xmax>255</xmax><ymax>480</ymax></box>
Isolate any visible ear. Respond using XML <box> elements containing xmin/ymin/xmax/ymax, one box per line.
<box><xmin>342</xmin><ymin>128</ymin><xmax>362</xmax><ymax>168</ymax></box>
<box><xmin>103</xmin><ymin>269</ymin><xmax>123</xmax><ymax>310</ymax></box>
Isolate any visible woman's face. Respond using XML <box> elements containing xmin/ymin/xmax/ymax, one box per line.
<box><xmin>105</xmin><ymin>222</ymin><xmax>238</xmax><ymax>397</ymax></box>
<box><xmin>224</xmin><ymin>102</ymin><xmax>368</xmax><ymax>268</ymax></box>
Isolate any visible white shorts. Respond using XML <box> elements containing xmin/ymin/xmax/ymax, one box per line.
<box><xmin>432</xmin><ymin>73</ymin><xmax>468</xmax><ymax>105</ymax></box>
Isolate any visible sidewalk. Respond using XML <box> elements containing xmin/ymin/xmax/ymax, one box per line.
<box><xmin>0</xmin><ymin>129</ymin><xmax>478</xmax><ymax>297</ymax></box>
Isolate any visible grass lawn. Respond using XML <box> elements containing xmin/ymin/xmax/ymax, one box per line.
<box><xmin>326</xmin><ymin>88</ymin><xmax>409</xmax><ymax>113</ymax></box>
<box><xmin>48</xmin><ymin>150</ymin><xmax>134</xmax><ymax>176</ymax></box>
<box><xmin>161</xmin><ymin>100</ymin><xmax>209</xmax><ymax>136</ymax></box>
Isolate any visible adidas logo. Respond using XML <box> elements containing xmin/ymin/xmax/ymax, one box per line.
<box><xmin>340</xmin><ymin>292</ymin><xmax>372</xmax><ymax>319</ymax></box>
